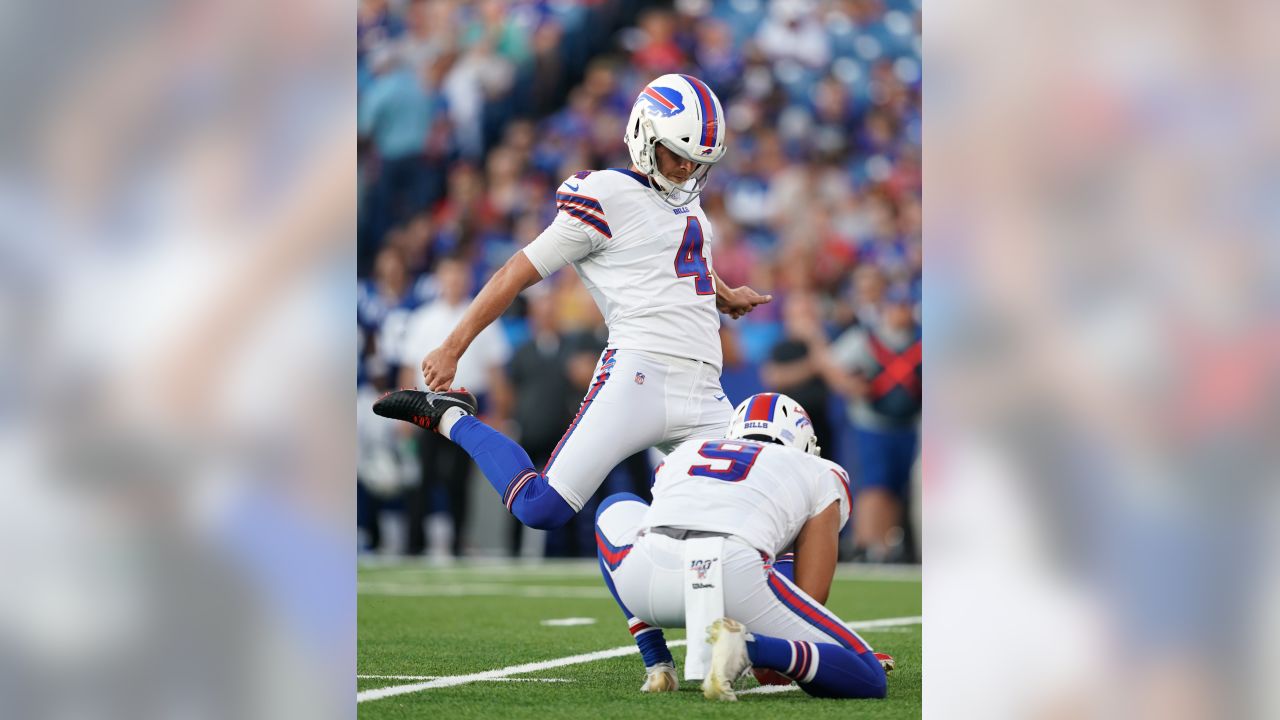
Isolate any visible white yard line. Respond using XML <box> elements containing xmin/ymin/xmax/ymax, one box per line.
<box><xmin>357</xmin><ymin>615</ymin><xmax>921</xmax><ymax>704</ymax></box>
<box><xmin>849</xmin><ymin>615</ymin><xmax>923</xmax><ymax>630</ymax></box>
<box><xmin>356</xmin><ymin>639</ymin><xmax>689</xmax><ymax>702</ymax></box>
<box><xmin>359</xmin><ymin>675</ymin><xmax>571</xmax><ymax>683</ymax></box>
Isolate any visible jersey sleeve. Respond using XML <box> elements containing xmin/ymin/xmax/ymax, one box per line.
<box><xmin>522</xmin><ymin>175</ymin><xmax>612</xmax><ymax>277</ymax></box>
<box><xmin>812</xmin><ymin>460</ymin><xmax>854</xmax><ymax>530</ymax></box>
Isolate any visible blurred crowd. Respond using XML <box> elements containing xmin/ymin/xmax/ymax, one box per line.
<box><xmin>357</xmin><ymin>0</ymin><xmax>922</xmax><ymax>562</ymax></box>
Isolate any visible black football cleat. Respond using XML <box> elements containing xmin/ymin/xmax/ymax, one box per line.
<box><xmin>372</xmin><ymin>389</ymin><xmax>477</xmax><ymax>432</ymax></box>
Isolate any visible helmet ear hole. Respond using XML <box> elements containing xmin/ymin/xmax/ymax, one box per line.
<box><xmin>680</xmin><ymin>136</ymin><xmax>690</xmax><ymax>143</ymax></box>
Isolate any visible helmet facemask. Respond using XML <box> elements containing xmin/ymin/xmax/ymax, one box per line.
<box><xmin>650</xmin><ymin>141</ymin><xmax>713</xmax><ymax>207</ymax></box>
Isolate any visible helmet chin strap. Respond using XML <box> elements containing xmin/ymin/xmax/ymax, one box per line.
<box><xmin>650</xmin><ymin>164</ymin><xmax>711</xmax><ymax>207</ymax></box>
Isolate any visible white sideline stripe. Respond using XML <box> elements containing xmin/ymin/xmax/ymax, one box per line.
<box><xmin>359</xmin><ymin>675</ymin><xmax>571</xmax><ymax>683</ymax></box>
<box><xmin>850</xmin><ymin>615</ymin><xmax>923</xmax><ymax>630</ymax></box>
<box><xmin>356</xmin><ymin>640</ymin><xmax>689</xmax><ymax>703</ymax></box>
<box><xmin>356</xmin><ymin>615</ymin><xmax>921</xmax><ymax>704</ymax></box>
<box><xmin>358</xmin><ymin>582</ymin><xmax>610</xmax><ymax>599</ymax></box>
<box><xmin>541</xmin><ymin>617</ymin><xmax>598</xmax><ymax>626</ymax></box>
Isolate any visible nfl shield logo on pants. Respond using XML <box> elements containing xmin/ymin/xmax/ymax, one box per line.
<box><xmin>634</xmin><ymin>372</ymin><xmax>646</xmax><ymax>385</ymax></box>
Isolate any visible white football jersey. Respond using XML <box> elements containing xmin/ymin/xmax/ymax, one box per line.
<box><xmin>522</xmin><ymin>168</ymin><xmax>723</xmax><ymax>368</ymax></box>
<box><xmin>641</xmin><ymin>439</ymin><xmax>853</xmax><ymax>559</ymax></box>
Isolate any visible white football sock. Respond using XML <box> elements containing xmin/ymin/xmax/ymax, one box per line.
<box><xmin>437</xmin><ymin>406</ymin><xmax>469</xmax><ymax>438</ymax></box>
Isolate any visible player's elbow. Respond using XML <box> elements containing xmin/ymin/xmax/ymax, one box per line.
<box><xmin>500</xmin><ymin>250</ymin><xmax>544</xmax><ymax>292</ymax></box>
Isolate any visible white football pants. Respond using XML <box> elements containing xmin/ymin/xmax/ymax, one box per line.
<box><xmin>545</xmin><ymin>348</ymin><xmax>733</xmax><ymax>511</ymax></box>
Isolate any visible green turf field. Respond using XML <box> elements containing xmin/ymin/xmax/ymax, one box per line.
<box><xmin>358</xmin><ymin>559</ymin><xmax>921</xmax><ymax>718</ymax></box>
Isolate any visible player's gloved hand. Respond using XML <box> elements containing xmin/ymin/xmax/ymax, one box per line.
<box><xmin>717</xmin><ymin>285</ymin><xmax>772</xmax><ymax>319</ymax></box>
<box><xmin>421</xmin><ymin>346</ymin><xmax>459</xmax><ymax>391</ymax></box>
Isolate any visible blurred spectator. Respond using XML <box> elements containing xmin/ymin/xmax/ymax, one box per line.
<box><xmin>359</xmin><ymin>44</ymin><xmax>443</xmax><ymax>253</ymax></box>
<box><xmin>692</xmin><ymin>19</ymin><xmax>744</xmax><ymax>96</ymax></box>
<box><xmin>357</xmin><ymin>353</ymin><xmax>415</xmax><ymax>552</ymax></box>
<box><xmin>819</xmin><ymin>285</ymin><xmax>921</xmax><ymax>562</ymax></box>
<box><xmin>505</xmin><ymin>290</ymin><xmax>577</xmax><ymax>555</ymax></box>
<box><xmin>761</xmin><ymin>293</ymin><xmax>836</xmax><ymax>459</ymax></box>
<box><xmin>529</xmin><ymin>19</ymin><xmax>567</xmax><ymax>115</ymax></box>
<box><xmin>849</xmin><ymin>262</ymin><xmax>888</xmax><ymax>328</ymax></box>
<box><xmin>630</xmin><ymin>10</ymin><xmax>686</xmax><ymax>75</ymax></box>
<box><xmin>358</xmin><ymin>247</ymin><xmax>422</xmax><ymax>368</ymax></box>
<box><xmin>358</xmin><ymin>0</ymin><xmax>406</xmax><ymax>63</ymax></box>
<box><xmin>756</xmin><ymin>0</ymin><xmax>831</xmax><ymax>70</ymax></box>
<box><xmin>396</xmin><ymin>256</ymin><xmax>513</xmax><ymax>555</ymax></box>
<box><xmin>399</xmin><ymin>0</ymin><xmax>455</xmax><ymax>73</ymax></box>
<box><xmin>462</xmin><ymin>0</ymin><xmax>533</xmax><ymax>67</ymax></box>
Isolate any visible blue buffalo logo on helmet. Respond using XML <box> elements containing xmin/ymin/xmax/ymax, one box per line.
<box><xmin>638</xmin><ymin>85</ymin><xmax>686</xmax><ymax>118</ymax></box>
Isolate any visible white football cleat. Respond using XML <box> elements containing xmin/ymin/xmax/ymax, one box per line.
<box><xmin>640</xmin><ymin>662</ymin><xmax>678</xmax><ymax>693</ymax></box>
<box><xmin>702</xmin><ymin>618</ymin><xmax>752</xmax><ymax>702</ymax></box>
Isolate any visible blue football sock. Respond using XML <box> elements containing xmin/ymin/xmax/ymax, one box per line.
<box><xmin>745</xmin><ymin>632</ymin><xmax>794</xmax><ymax>668</ymax></box>
<box><xmin>448</xmin><ymin>415</ymin><xmax>575</xmax><ymax>529</ymax></box>
<box><xmin>747</xmin><ymin>633</ymin><xmax>886</xmax><ymax>699</ymax></box>
<box><xmin>631</xmin><ymin>621</ymin><xmax>674</xmax><ymax>667</ymax></box>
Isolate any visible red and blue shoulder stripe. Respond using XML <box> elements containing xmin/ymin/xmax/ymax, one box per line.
<box><xmin>556</xmin><ymin>188</ymin><xmax>611</xmax><ymax>238</ymax></box>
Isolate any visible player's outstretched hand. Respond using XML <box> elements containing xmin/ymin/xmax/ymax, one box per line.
<box><xmin>718</xmin><ymin>285</ymin><xmax>772</xmax><ymax>319</ymax></box>
<box><xmin>421</xmin><ymin>346</ymin><xmax>459</xmax><ymax>391</ymax></box>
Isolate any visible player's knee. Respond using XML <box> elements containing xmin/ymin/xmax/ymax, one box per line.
<box><xmin>870</xmin><ymin>670</ymin><xmax>887</xmax><ymax>699</ymax></box>
<box><xmin>511</xmin><ymin>478</ymin><xmax>576</xmax><ymax>530</ymax></box>
<box><xmin>513</xmin><ymin>500</ymin><xmax>574</xmax><ymax>530</ymax></box>
<box><xmin>862</xmin><ymin>655</ymin><xmax>888</xmax><ymax>698</ymax></box>
<box><xmin>595</xmin><ymin>492</ymin><xmax>648</xmax><ymax>522</ymax></box>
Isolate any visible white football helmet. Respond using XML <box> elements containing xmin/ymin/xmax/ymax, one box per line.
<box><xmin>623</xmin><ymin>74</ymin><xmax>727</xmax><ymax>207</ymax></box>
<box><xmin>726</xmin><ymin>392</ymin><xmax>821</xmax><ymax>456</ymax></box>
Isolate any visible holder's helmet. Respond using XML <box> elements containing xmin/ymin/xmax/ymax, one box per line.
<box><xmin>726</xmin><ymin>393</ymin><xmax>821</xmax><ymax>456</ymax></box>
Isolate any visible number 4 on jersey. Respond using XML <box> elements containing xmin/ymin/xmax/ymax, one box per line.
<box><xmin>675</xmin><ymin>217</ymin><xmax>714</xmax><ymax>295</ymax></box>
